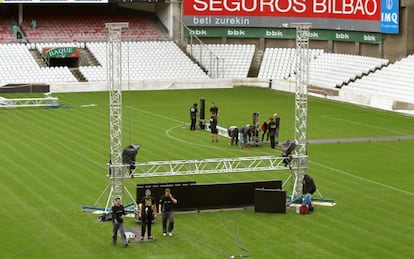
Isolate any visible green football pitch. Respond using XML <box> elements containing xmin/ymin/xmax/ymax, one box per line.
<box><xmin>1</xmin><ymin>87</ymin><xmax>413</xmax><ymax>258</ymax></box>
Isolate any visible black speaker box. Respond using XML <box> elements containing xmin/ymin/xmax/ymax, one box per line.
<box><xmin>254</xmin><ymin>189</ymin><xmax>286</xmax><ymax>214</ymax></box>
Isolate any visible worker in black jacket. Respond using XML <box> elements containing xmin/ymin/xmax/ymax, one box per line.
<box><xmin>274</xmin><ymin>113</ymin><xmax>281</xmax><ymax>147</ymax></box>
<box><xmin>112</xmin><ymin>197</ymin><xmax>128</xmax><ymax>247</ymax></box>
<box><xmin>209</xmin><ymin>116</ymin><xmax>218</xmax><ymax>142</ymax></box>
<box><xmin>189</xmin><ymin>103</ymin><xmax>198</xmax><ymax>131</ymax></box>
<box><xmin>227</xmin><ymin>126</ymin><xmax>239</xmax><ymax>146</ymax></box>
<box><xmin>268</xmin><ymin>117</ymin><xmax>277</xmax><ymax>149</ymax></box>
<box><xmin>138</xmin><ymin>189</ymin><xmax>157</xmax><ymax>240</ymax></box>
<box><xmin>159</xmin><ymin>188</ymin><xmax>178</xmax><ymax>236</ymax></box>
<box><xmin>240</xmin><ymin>124</ymin><xmax>252</xmax><ymax>148</ymax></box>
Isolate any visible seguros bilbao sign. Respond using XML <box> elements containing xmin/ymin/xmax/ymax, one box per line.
<box><xmin>183</xmin><ymin>0</ymin><xmax>399</xmax><ymax>34</ymax></box>
<box><xmin>185</xmin><ymin>0</ymin><xmax>380</xmax><ymax>20</ymax></box>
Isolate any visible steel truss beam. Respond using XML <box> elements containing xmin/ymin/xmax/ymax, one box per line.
<box><xmin>0</xmin><ymin>94</ymin><xmax>58</xmax><ymax>108</ymax></box>
<box><xmin>111</xmin><ymin>155</ymin><xmax>307</xmax><ymax>178</ymax></box>
<box><xmin>291</xmin><ymin>23</ymin><xmax>311</xmax><ymax>202</ymax></box>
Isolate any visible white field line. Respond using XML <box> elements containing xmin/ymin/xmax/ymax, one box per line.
<box><xmin>310</xmin><ymin>160</ymin><xmax>414</xmax><ymax>197</ymax></box>
<box><xmin>322</xmin><ymin>115</ymin><xmax>410</xmax><ymax>136</ymax></box>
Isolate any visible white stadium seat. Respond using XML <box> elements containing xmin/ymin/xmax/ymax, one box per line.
<box><xmin>186</xmin><ymin>44</ymin><xmax>255</xmax><ymax>78</ymax></box>
<box><xmin>80</xmin><ymin>41</ymin><xmax>208</xmax><ymax>81</ymax></box>
<box><xmin>258</xmin><ymin>48</ymin><xmax>389</xmax><ymax>90</ymax></box>
<box><xmin>346</xmin><ymin>54</ymin><xmax>414</xmax><ymax>103</ymax></box>
<box><xmin>0</xmin><ymin>43</ymin><xmax>76</xmax><ymax>84</ymax></box>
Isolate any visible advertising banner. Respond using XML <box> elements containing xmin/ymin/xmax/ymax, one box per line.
<box><xmin>0</xmin><ymin>0</ymin><xmax>108</xmax><ymax>3</ymax></box>
<box><xmin>380</xmin><ymin>0</ymin><xmax>399</xmax><ymax>33</ymax></box>
<box><xmin>42</xmin><ymin>47</ymin><xmax>79</xmax><ymax>59</ymax></box>
<box><xmin>183</xmin><ymin>0</ymin><xmax>399</xmax><ymax>34</ymax></box>
<box><xmin>185</xmin><ymin>27</ymin><xmax>382</xmax><ymax>44</ymax></box>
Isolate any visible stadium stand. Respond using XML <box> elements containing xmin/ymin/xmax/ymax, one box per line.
<box><xmin>258</xmin><ymin>48</ymin><xmax>324</xmax><ymax>80</ymax></box>
<box><xmin>19</xmin><ymin>5</ymin><xmax>166</xmax><ymax>43</ymax></box>
<box><xmin>80</xmin><ymin>41</ymin><xmax>208</xmax><ymax>81</ymax></box>
<box><xmin>258</xmin><ymin>49</ymin><xmax>389</xmax><ymax>89</ymax></box>
<box><xmin>0</xmin><ymin>44</ymin><xmax>76</xmax><ymax>85</ymax></box>
<box><xmin>345</xmin><ymin>54</ymin><xmax>414</xmax><ymax>103</ymax></box>
<box><xmin>0</xmin><ymin>17</ymin><xmax>18</xmax><ymax>44</ymax></box>
<box><xmin>308</xmin><ymin>53</ymin><xmax>389</xmax><ymax>89</ymax></box>
<box><xmin>187</xmin><ymin>44</ymin><xmax>255</xmax><ymax>78</ymax></box>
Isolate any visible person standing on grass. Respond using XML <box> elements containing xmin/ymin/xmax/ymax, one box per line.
<box><xmin>261</xmin><ymin>119</ymin><xmax>269</xmax><ymax>142</ymax></box>
<box><xmin>189</xmin><ymin>103</ymin><xmax>198</xmax><ymax>131</ymax></box>
<box><xmin>268</xmin><ymin>117</ymin><xmax>277</xmax><ymax>149</ymax></box>
<box><xmin>209</xmin><ymin>102</ymin><xmax>220</xmax><ymax>121</ymax></box>
<box><xmin>138</xmin><ymin>189</ymin><xmax>157</xmax><ymax>240</ymax></box>
<box><xmin>159</xmin><ymin>188</ymin><xmax>178</xmax><ymax>237</ymax></box>
<box><xmin>274</xmin><ymin>113</ymin><xmax>281</xmax><ymax>147</ymax></box>
<box><xmin>209</xmin><ymin>102</ymin><xmax>220</xmax><ymax>142</ymax></box>
<box><xmin>209</xmin><ymin>115</ymin><xmax>219</xmax><ymax>142</ymax></box>
<box><xmin>112</xmin><ymin>197</ymin><xmax>128</xmax><ymax>247</ymax></box>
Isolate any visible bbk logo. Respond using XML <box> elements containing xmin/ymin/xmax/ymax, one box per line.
<box><xmin>309</xmin><ymin>32</ymin><xmax>319</xmax><ymax>39</ymax></box>
<box><xmin>227</xmin><ymin>30</ymin><xmax>245</xmax><ymax>36</ymax></box>
<box><xmin>363</xmin><ymin>35</ymin><xmax>376</xmax><ymax>41</ymax></box>
<box><xmin>266</xmin><ymin>30</ymin><xmax>283</xmax><ymax>37</ymax></box>
<box><xmin>336</xmin><ymin>33</ymin><xmax>350</xmax><ymax>40</ymax></box>
<box><xmin>191</xmin><ymin>29</ymin><xmax>207</xmax><ymax>36</ymax></box>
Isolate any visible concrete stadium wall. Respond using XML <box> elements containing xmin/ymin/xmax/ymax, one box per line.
<box><xmin>154</xmin><ymin>2</ymin><xmax>172</xmax><ymax>39</ymax></box>
<box><xmin>264</xmin><ymin>39</ymin><xmax>296</xmax><ymax>49</ymax></box>
<box><xmin>406</xmin><ymin>4</ymin><xmax>414</xmax><ymax>55</ymax></box>
<box><xmin>360</xmin><ymin>43</ymin><xmax>382</xmax><ymax>57</ymax></box>
<box><xmin>333</xmin><ymin>41</ymin><xmax>359</xmax><ymax>55</ymax></box>
<box><xmin>170</xmin><ymin>0</ymin><xmax>182</xmax><ymax>43</ymax></box>
<box><xmin>49</xmin><ymin>78</ymin><xmax>237</xmax><ymax>93</ymax></box>
<box><xmin>309</xmin><ymin>41</ymin><xmax>332</xmax><ymax>53</ymax></box>
<box><xmin>116</xmin><ymin>2</ymin><xmax>156</xmax><ymax>13</ymax></box>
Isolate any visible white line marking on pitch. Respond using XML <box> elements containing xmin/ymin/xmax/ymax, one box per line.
<box><xmin>165</xmin><ymin>125</ymin><xmax>233</xmax><ymax>151</ymax></box>
<box><xmin>165</xmin><ymin>124</ymin><xmax>269</xmax><ymax>156</ymax></box>
<box><xmin>131</xmin><ymin>106</ymin><xmax>267</xmax><ymax>155</ymax></box>
<box><xmin>322</xmin><ymin>115</ymin><xmax>409</xmax><ymax>136</ymax></box>
<box><xmin>129</xmin><ymin>106</ymin><xmax>183</xmax><ymax>123</ymax></box>
<box><xmin>310</xmin><ymin>160</ymin><xmax>414</xmax><ymax>197</ymax></box>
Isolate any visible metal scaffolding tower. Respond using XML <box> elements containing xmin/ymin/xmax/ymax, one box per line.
<box><xmin>89</xmin><ymin>22</ymin><xmax>137</xmax><ymax>214</ymax></box>
<box><xmin>107</xmin><ymin>22</ymin><xmax>128</xmax><ymax>206</ymax></box>
<box><xmin>290</xmin><ymin>23</ymin><xmax>311</xmax><ymax>202</ymax></box>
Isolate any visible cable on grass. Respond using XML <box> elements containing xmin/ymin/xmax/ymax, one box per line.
<box><xmin>6</xmin><ymin>210</ymin><xmax>50</xmax><ymax>258</ymax></box>
<box><xmin>220</xmin><ymin>210</ymin><xmax>251</xmax><ymax>258</ymax></box>
<box><xmin>176</xmin><ymin>230</ymin><xmax>229</xmax><ymax>258</ymax></box>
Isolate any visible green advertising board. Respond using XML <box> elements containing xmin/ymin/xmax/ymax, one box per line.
<box><xmin>331</xmin><ymin>31</ymin><xmax>382</xmax><ymax>44</ymax></box>
<box><xmin>185</xmin><ymin>28</ymin><xmax>382</xmax><ymax>44</ymax></box>
<box><xmin>45</xmin><ymin>47</ymin><xmax>79</xmax><ymax>58</ymax></box>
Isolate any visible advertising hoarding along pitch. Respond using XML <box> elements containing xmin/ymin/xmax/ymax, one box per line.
<box><xmin>185</xmin><ymin>27</ymin><xmax>382</xmax><ymax>44</ymax></box>
<box><xmin>183</xmin><ymin>0</ymin><xmax>399</xmax><ymax>34</ymax></box>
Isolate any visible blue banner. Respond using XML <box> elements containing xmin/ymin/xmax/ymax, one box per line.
<box><xmin>380</xmin><ymin>0</ymin><xmax>399</xmax><ymax>34</ymax></box>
